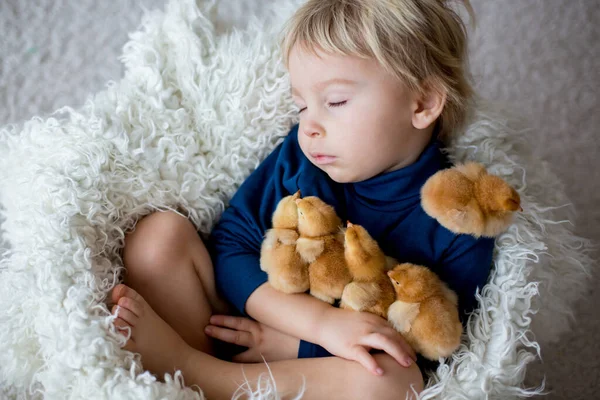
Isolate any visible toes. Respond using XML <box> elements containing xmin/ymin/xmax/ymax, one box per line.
<box><xmin>111</xmin><ymin>284</ymin><xmax>142</xmax><ymax>305</ymax></box>
<box><xmin>112</xmin><ymin>304</ymin><xmax>139</xmax><ymax>327</ymax></box>
<box><xmin>117</xmin><ymin>296</ymin><xmax>144</xmax><ymax>318</ymax></box>
<box><xmin>114</xmin><ymin>316</ymin><xmax>133</xmax><ymax>335</ymax></box>
<box><xmin>114</xmin><ymin>316</ymin><xmax>130</xmax><ymax>330</ymax></box>
<box><xmin>113</xmin><ymin>317</ymin><xmax>136</xmax><ymax>351</ymax></box>
<box><xmin>110</xmin><ymin>284</ymin><xmax>124</xmax><ymax>304</ymax></box>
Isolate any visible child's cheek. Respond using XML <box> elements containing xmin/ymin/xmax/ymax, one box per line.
<box><xmin>297</xmin><ymin>132</ymin><xmax>309</xmax><ymax>153</ymax></box>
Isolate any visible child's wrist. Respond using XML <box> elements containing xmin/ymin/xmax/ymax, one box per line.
<box><xmin>314</xmin><ymin>305</ymin><xmax>337</xmax><ymax>346</ymax></box>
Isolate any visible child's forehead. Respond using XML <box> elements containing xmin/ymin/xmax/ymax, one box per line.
<box><xmin>288</xmin><ymin>46</ymin><xmax>378</xmax><ymax>90</ymax></box>
<box><xmin>290</xmin><ymin>78</ymin><xmax>359</xmax><ymax>96</ymax></box>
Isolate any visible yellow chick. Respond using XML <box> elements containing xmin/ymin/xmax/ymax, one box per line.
<box><xmin>260</xmin><ymin>191</ymin><xmax>309</xmax><ymax>294</ymax></box>
<box><xmin>421</xmin><ymin>162</ymin><xmax>522</xmax><ymax>238</ymax></box>
<box><xmin>387</xmin><ymin>263</ymin><xmax>463</xmax><ymax>361</ymax></box>
<box><xmin>295</xmin><ymin>196</ymin><xmax>351</xmax><ymax>304</ymax></box>
<box><xmin>340</xmin><ymin>222</ymin><xmax>396</xmax><ymax>319</ymax></box>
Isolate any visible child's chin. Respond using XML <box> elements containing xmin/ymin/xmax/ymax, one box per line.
<box><xmin>324</xmin><ymin>169</ymin><xmax>361</xmax><ymax>184</ymax></box>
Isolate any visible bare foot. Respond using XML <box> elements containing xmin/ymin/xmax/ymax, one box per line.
<box><xmin>111</xmin><ymin>284</ymin><xmax>193</xmax><ymax>378</ymax></box>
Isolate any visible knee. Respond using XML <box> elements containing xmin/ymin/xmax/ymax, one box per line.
<box><xmin>357</xmin><ymin>355</ymin><xmax>424</xmax><ymax>400</ymax></box>
<box><xmin>123</xmin><ymin>210</ymin><xmax>199</xmax><ymax>279</ymax></box>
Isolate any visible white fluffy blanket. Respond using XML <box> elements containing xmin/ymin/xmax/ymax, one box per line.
<box><xmin>0</xmin><ymin>0</ymin><xmax>593</xmax><ymax>399</ymax></box>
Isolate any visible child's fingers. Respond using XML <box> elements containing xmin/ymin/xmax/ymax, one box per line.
<box><xmin>204</xmin><ymin>325</ymin><xmax>254</xmax><ymax>347</ymax></box>
<box><xmin>354</xmin><ymin>347</ymin><xmax>383</xmax><ymax>376</ymax></box>
<box><xmin>209</xmin><ymin>315</ymin><xmax>257</xmax><ymax>333</ymax></box>
<box><xmin>381</xmin><ymin>328</ymin><xmax>417</xmax><ymax>361</ymax></box>
<box><xmin>378</xmin><ymin>326</ymin><xmax>416</xmax><ymax>361</ymax></box>
<box><xmin>360</xmin><ymin>333</ymin><xmax>413</xmax><ymax>367</ymax></box>
<box><xmin>402</xmin><ymin>340</ymin><xmax>417</xmax><ymax>362</ymax></box>
<box><xmin>392</xmin><ymin>331</ymin><xmax>417</xmax><ymax>361</ymax></box>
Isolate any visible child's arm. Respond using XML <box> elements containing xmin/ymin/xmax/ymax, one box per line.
<box><xmin>246</xmin><ymin>283</ymin><xmax>416</xmax><ymax>374</ymax></box>
<box><xmin>211</xmin><ymin>226</ymin><xmax>416</xmax><ymax>374</ymax></box>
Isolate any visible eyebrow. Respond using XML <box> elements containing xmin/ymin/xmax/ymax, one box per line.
<box><xmin>291</xmin><ymin>78</ymin><xmax>358</xmax><ymax>96</ymax></box>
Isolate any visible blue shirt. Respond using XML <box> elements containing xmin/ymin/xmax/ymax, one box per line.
<box><xmin>208</xmin><ymin>124</ymin><xmax>494</xmax><ymax>362</ymax></box>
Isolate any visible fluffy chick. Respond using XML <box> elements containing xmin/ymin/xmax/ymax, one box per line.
<box><xmin>295</xmin><ymin>196</ymin><xmax>351</xmax><ymax>304</ymax></box>
<box><xmin>387</xmin><ymin>263</ymin><xmax>462</xmax><ymax>361</ymax></box>
<box><xmin>421</xmin><ymin>162</ymin><xmax>522</xmax><ymax>238</ymax></box>
<box><xmin>340</xmin><ymin>222</ymin><xmax>396</xmax><ymax>318</ymax></box>
<box><xmin>260</xmin><ymin>191</ymin><xmax>309</xmax><ymax>293</ymax></box>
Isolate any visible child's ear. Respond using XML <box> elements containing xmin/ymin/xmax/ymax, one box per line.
<box><xmin>411</xmin><ymin>82</ymin><xmax>447</xmax><ymax>130</ymax></box>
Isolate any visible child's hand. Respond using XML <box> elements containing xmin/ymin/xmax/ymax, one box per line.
<box><xmin>317</xmin><ymin>307</ymin><xmax>417</xmax><ymax>376</ymax></box>
<box><xmin>205</xmin><ymin>315</ymin><xmax>300</xmax><ymax>363</ymax></box>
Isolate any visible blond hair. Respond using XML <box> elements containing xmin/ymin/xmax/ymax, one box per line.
<box><xmin>280</xmin><ymin>0</ymin><xmax>475</xmax><ymax>139</ymax></box>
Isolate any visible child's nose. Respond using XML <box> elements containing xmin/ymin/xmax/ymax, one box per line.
<box><xmin>302</xmin><ymin>123</ymin><xmax>325</xmax><ymax>138</ymax></box>
<box><xmin>301</xmin><ymin>110</ymin><xmax>326</xmax><ymax>138</ymax></box>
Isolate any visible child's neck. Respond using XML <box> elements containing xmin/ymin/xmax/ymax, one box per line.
<box><xmin>384</xmin><ymin>124</ymin><xmax>436</xmax><ymax>174</ymax></box>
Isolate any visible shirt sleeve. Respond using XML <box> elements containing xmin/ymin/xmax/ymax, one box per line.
<box><xmin>298</xmin><ymin>340</ymin><xmax>332</xmax><ymax>358</ymax></box>
<box><xmin>437</xmin><ymin>235</ymin><xmax>496</xmax><ymax>321</ymax></box>
<box><xmin>207</xmin><ymin>129</ymin><xmax>304</xmax><ymax>316</ymax></box>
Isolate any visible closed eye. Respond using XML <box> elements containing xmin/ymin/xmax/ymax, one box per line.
<box><xmin>297</xmin><ymin>101</ymin><xmax>347</xmax><ymax>114</ymax></box>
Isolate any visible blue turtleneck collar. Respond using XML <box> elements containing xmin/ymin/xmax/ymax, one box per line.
<box><xmin>346</xmin><ymin>132</ymin><xmax>450</xmax><ymax>212</ymax></box>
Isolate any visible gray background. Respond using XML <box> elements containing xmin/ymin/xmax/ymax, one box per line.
<box><xmin>0</xmin><ymin>0</ymin><xmax>598</xmax><ymax>398</ymax></box>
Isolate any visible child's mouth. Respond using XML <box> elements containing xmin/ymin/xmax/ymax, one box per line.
<box><xmin>311</xmin><ymin>153</ymin><xmax>337</xmax><ymax>165</ymax></box>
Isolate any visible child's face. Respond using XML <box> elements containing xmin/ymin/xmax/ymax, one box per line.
<box><xmin>289</xmin><ymin>45</ymin><xmax>429</xmax><ymax>183</ymax></box>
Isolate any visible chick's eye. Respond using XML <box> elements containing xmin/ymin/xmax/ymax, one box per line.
<box><xmin>298</xmin><ymin>107</ymin><xmax>307</xmax><ymax>114</ymax></box>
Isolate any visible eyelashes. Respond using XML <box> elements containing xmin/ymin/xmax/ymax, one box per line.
<box><xmin>329</xmin><ymin>101</ymin><xmax>347</xmax><ymax>108</ymax></box>
<box><xmin>298</xmin><ymin>100</ymin><xmax>347</xmax><ymax>114</ymax></box>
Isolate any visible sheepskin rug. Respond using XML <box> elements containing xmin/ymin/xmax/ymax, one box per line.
<box><xmin>0</xmin><ymin>0</ymin><xmax>593</xmax><ymax>399</ymax></box>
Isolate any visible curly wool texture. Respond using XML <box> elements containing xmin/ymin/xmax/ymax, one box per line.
<box><xmin>0</xmin><ymin>0</ymin><xmax>593</xmax><ymax>399</ymax></box>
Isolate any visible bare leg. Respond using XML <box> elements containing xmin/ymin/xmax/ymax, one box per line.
<box><xmin>226</xmin><ymin>352</ymin><xmax>424</xmax><ymax>400</ymax></box>
<box><xmin>112</xmin><ymin>284</ymin><xmax>424</xmax><ymax>400</ymax></box>
<box><xmin>114</xmin><ymin>210</ymin><xmax>423</xmax><ymax>398</ymax></box>
<box><xmin>119</xmin><ymin>210</ymin><xmax>297</xmax><ymax>361</ymax></box>
<box><xmin>121</xmin><ymin>210</ymin><xmax>227</xmax><ymax>354</ymax></box>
